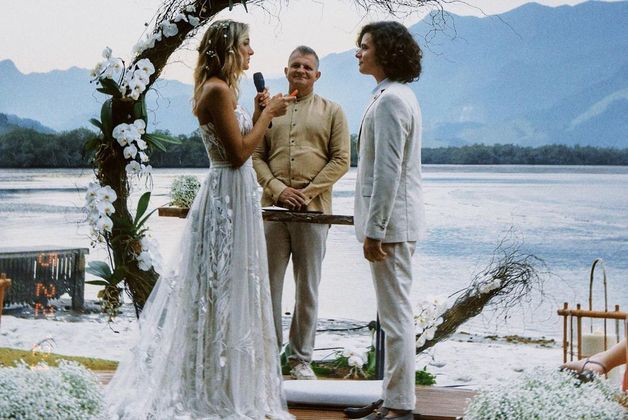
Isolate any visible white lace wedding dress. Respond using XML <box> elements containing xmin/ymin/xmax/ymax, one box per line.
<box><xmin>106</xmin><ymin>106</ymin><xmax>293</xmax><ymax>420</ymax></box>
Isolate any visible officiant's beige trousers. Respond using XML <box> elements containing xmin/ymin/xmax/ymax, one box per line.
<box><xmin>370</xmin><ymin>241</ymin><xmax>417</xmax><ymax>411</ymax></box>
<box><xmin>264</xmin><ymin>221</ymin><xmax>329</xmax><ymax>363</ymax></box>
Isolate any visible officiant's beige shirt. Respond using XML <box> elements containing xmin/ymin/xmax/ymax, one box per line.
<box><xmin>253</xmin><ymin>92</ymin><xmax>350</xmax><ymax>214</ymax></box>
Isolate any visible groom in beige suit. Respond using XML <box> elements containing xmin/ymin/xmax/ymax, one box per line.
<box><xmin>350</xmin><ymin>22</ymin><xmax>425</xmax><ymax>420</ymax></box>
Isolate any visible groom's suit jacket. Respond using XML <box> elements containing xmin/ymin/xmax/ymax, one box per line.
<box><xmin>354</xmin><ymin>79</ymin><xmax>426</xmax><ymax>243</ymax></box>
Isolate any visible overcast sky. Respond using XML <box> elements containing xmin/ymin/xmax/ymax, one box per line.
<box><xmin>0</xmin><ymin>0</ymin><xmax>611</xmax><ymax>82</ymax></box>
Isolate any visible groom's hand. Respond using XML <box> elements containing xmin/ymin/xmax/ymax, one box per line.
<box><xmin>363</xmin><ymin>237</ymin><xmax>387</xmax><ymax>262</ymax></box>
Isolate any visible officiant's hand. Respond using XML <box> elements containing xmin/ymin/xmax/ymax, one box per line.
<box><xmin>278</xmin><ymin>187</ymin><xmax>307</xmax><ymax>210</ymax></box>
<box><xmin>363</xmin><ymin>237</ymin><xmax>388</xmax><ymax>262</ymax></box>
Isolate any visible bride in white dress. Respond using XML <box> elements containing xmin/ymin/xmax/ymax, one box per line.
<box><xmin>106</xmin><ymin>20</ymin><xmax>296</xmax><ymax>419</ymax></box>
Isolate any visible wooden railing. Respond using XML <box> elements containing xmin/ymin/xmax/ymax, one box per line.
<box><xmin>0</xmin><ymin>247</ymin><xmax>89</xmax><ymax>314</ymax></box>
<box><xmin>0</xmin><ymin>273</ymin><xmax>11</xmax><ymax>324</ymax></box>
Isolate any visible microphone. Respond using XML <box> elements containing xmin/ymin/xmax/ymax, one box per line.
<box><xmin>253</xmin><ymin>72</ymin><xmax>272</xmax><ymax>128</ymax></box>
<box><xmin>253</xmin><ymin>72</ymin><xmax>265</xmax><ymax>93</ymax></box>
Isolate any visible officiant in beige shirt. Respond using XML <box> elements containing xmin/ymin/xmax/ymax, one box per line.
<box><xmin>253</xmin><ymin>45</ymin><xmax>350</xmax><ymax>380</ymax></box>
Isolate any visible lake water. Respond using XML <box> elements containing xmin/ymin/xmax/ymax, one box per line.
<box><xmin>1</xmin><ymin>166</ymin><xmax>627</xmax><ymax>340</ymax></box>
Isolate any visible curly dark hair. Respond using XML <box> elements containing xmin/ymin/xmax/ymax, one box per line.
<box><xmin>357</xmin><ymin>21</ymin><xmax>422</xmax><ymax>83</ymax></box>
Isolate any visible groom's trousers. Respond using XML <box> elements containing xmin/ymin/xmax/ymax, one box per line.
<box><xmin>369</xmin><ymin>241</ymin><xmax>417</xmax><ymax>411</ymax></box>
<box><xmin>264</xmin><ymin>221</ymin><xmax>329</xmax><ymax>363</ymax></box>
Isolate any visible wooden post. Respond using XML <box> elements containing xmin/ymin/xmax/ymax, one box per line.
<box><xmin>562</xmin><ymin>302</ymin><xmax>568</xmax><ymax>363</ymax></box>
<box><xmin>576</xmin><ymin>303</ymin><xmax>582</xmax><ymax>359</ymax></box>
<box><xmin>0</xmin><ymin>273</ymin><xmax>12</xmax><ymax>325</ymax></box>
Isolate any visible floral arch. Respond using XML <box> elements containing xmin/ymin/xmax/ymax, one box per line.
<box><xmin>84</xmin><ymin>0</ymin><xmax>542</xmax><ymax>356</ymax></box>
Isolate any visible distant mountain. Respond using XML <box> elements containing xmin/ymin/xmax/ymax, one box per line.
<box><xmin>0</xmin><ymin>1</ymin><xmax>626</xmax><ymax>147</ymax></box>
<box><xmin>0</xmin><ymin>111</ymin><xmax>55</xmax><ymax>135</ymax></box>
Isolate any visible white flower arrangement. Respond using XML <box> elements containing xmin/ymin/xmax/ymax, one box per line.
<box><xmin>111</xmin><ymin>119</ymin><xmax>152</xmax><ymax>176</ymax></box>
<box><xmin>130</xmin><ymin>6</ymin><xmax>200</xmax><ymax>57</ymax></box>
<box><xmin>340</xmin><ymin>347</ymin><xmax>369</xmax><ymax>379</ymax></box>
<box><xmin>465</xmin><ymin>367</ymin><xmax>627</xmax><ymax>419</ymax></box>
<box><xmin>169</xmin><ymin>175</ymin><xmax>201</xmax><ymax>208</ymax></box>
<box><xmin>0</xmin><ymin>361</ymin><xmax>104</xmax><ymax>419</ymax></box>
<box><xmin>85</xmin><ymin>182</ymin><xmax>117</xmax><ymax>236</ymax></box>
<box><xmin>137</xmin><ymin>235</ymin><xmax>163</xmax><ymax>273</ymax></box>
<box><xmin>415</xmin><ymin>296</ymin><xmax>449</xmax><ymax>348</ymax></box>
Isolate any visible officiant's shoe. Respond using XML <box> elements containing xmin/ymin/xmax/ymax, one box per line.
<box><xmin>358</xmin><ymin>407</ymin><xmax>413</xmax><ymax>419</ymax></box>
<box><xmin>344</xmin><ymin>399</ymin><xmax>383</xmax><ymax>419</ymax></box>
<box><xmin>289</xmin><ymin>361</ymin><xmax>317</xmax><ymax>380</ymax></box>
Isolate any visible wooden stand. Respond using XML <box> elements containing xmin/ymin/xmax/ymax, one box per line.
<box><xmin>158</xmin><ymin>206</ymin><xmax>354</xmax><ymax>225</ymax></box>
<box><xmin>0</xmin><ymin>273</ymin><xmax>12</xmax><ymax>324</ymax></box>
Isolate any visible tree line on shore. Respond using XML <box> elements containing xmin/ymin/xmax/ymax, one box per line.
<box><xmin>1</xmin><ymin>128</ymin><xmax>627</xmax><ymax>168</ymax></box>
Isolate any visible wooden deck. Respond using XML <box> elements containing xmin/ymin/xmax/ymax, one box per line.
<box><xmin>96</xmin><ymin>371</ymin><xmax>474</xmax><ymax>419</ymax></box>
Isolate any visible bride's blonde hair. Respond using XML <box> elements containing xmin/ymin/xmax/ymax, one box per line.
<box><xmin>192</xmin><ymin>20</ymin><xmax>249</xmax><ymax>116</ymax></box>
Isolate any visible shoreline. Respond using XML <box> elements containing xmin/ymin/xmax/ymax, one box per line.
<box><xmin>0</xmin><ymin>300</ymin><xmax>568</xmax><ymax>390</ymax></box>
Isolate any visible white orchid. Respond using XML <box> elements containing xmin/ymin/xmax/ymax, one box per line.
<box><xmin>113</xmin><ymin>123</ymin><xmax>130</xmax><ymax>146</ymax></box>
<box><xmin>141</xmin><ymin>164</ymin><xmax>153</xmax><ymax>175</ymax></box>
<box><xmin>133</xmin><ymin>69</ymin><xmax>150</xmax><ymax>85</ymax></box>
<box><xmin>478</xmin><ymin>278</ymin><xmax>501</xmax><ymax>294</ymax></box>
<box><xmin>90</xmin><ymin>61</ymin><xmax>104</xmax><ymax>79</ymax></box>
<box><xmin>140</xmin><ymin>236</ymin><xmax>158</xmax><ymax>253</ymax></box>
<box><xmin>160</xmin><ymin>21</ymin><xmax>179</xmax><ymax>38</ymax></box>
<box><xmin>96</xmin><ymin>216</ymin><xmax>114</xmax><ymax>233</ymax></box>
<box><xmin>139</xmin><ymin>151</ymin><xmax>149</xmax><ymax>163</ymax></box>
<box><xmin>415</xmin><ymin>296</ymin><xmax>449</xmax><ymax>349</ymax></box>
<box><xmin>173</xmin><ymin>12</ymin><xmax>188</xmax><ymax>23</ymax></box>
<box><xmin>85</xmin><ymin>181</ymin><xmax>100</xmax><ymax>200</ymax></box>
<box><xmin>96</xmin><ymin>201</ymin><xmax>116</xmax><ymax>216</ymax></box>
<box><xmin>128</xmin><ymin>78</ymin><xmax>146</xmax><ymax>99</ymax></box>
<box><xmin>123</xmin><ymin>144</ymin><xmax>138</xmax><ymax>159</ymax></box>
<box><xmin>101</xmin><ymin>58</ymin><xmax>123</xmax><ymax>80</ymax></box>
<box><xmin>135</xmin><ymin>139</ymin><xmax>148</xmax><ymax>151</ymax></box>
<box><xmin>133</xmin><ymin>119</ymin><xmax>146</xmax><ymax>134</ymax></box>
<box><xmin>87</xmin><ymin>209</ymin><xmax>100</xmax><ymax>224</ymax></box>
<box><xmin>185</xmin><ymin>4</ymin><xmax>196</xmax><ymax>12</ymax></box>
<box><xmin>125</xmin><ymin>160</ymin><xmax>141</xmax><ymax>175</ymax></box>
<box><xmin>137</xmin><ymin>251</ymin><xmax>153</xmax><ymax>271</ymax></box>
<box><xmin>348</xmin><ymin>355</ymin><xmax>365</xmax><ymax>368</ymax></box>
<box><xmin>135</xmin><ymin>58</ymin><xmax>155</xmax><ymax>76</ymax></box>
<box><xmin>188</xmin><ymin>16</ymin><xmax>200</xmax><ymax>27</ymax></box>
<box><xmin>97</xmin><ymin>185</ymin><xmax>117</xmax><ymax>203</ymax></box>
<box><xmin>102</xmin><ymin>47</ymin><xmax>112</xmax><ymax>59</ymax></box>
<box><xmin>137</xmin><ymin>235</ymin><xmax>163</xmax><ymax>273</ymax></box>
<box><xmin>152</xmin><ymin>31</ymin><xmax>162</xmax><ymax>44</ymax></box>
<box><xmin>125</xmin><ymin>124</ymin><xmax>141</xmax><ymax>142</ymax></box>
<box><xmin>342</xmin><ymin>347</ymin><xmax>367</xmax><ymax>365</ymax></box>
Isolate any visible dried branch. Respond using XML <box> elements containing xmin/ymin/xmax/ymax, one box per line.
<box><xmin>416</xmin><ymin>233</ymin><xmax>548</xmax><ymax>353</ymax></box>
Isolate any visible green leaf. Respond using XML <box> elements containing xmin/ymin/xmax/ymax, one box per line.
<box><xmin>83</xmin><ymin>137</ymin><xmax>100</xmax><ymax>155</ymax></box>
<box><xmin>99</xmin><ymin>78</ymin><xmax>122</xmax><ymax>98</ymax></box>
<box><xmin>146</xmin><ymin>136</ymin><xmax>167</xmax><ymax>152</ymax></box>
<box><xmin>109</xmin><ymin>267</ymin><xmax>127</xmax><ymax>286</ymax></box>
<box><xmin>86</xmin><ymin>280</ymin><xmax>110</xmax><ymax>286</ymax></box>
<box><xmin>145</xmin><ymin>132</ymin><xmax>181</xmax><ymax>145</ymax></box>
<box><xmin>133</xmin><ymin>96</ymin><xmax>148</xmax><ymax>121</ymax></box>
<box><xmin>89</xmin><ymin>119</ymin><xmax>103</xmax><ymax>130</ymax></box>
<box><xmin>241</xmin><ymin>0</ymin><xmax>248</xmax><ymax>12</ymax></box>
<box><xmin>135</xmin><ymin>208</ymin><xmax>158</xmax><ymax>231</ymax></box>
<box><xmin>415</xmin><ymin>367</ymin><xmax>437</xmax><ymax>386</ymax></box>
<box><xmin>101</xmin><ymin>99</ymin><xmax>113</xmax><ymax>140</ymax></box>
<box><xmin>134</xmin><ymin>191</ymin><xmax>151</xmax><ymax>225</ymax></box>
<box><xmin>86</xmin><ymin>260</ymin><xmax>113</xmax><ymax>280</ymax></box>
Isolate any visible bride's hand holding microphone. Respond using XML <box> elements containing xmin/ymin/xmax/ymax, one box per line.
<box><xmin>253</xmin><ymin>72</ymin><xmax>296</xmax><ymax>124</ymax></box>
